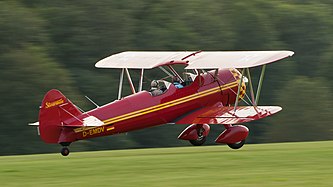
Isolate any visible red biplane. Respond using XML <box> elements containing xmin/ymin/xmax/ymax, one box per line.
<box><xmin>30</xmin><ymin>51</ymin><xmax>294</xmax><ymax>156</ymax></box>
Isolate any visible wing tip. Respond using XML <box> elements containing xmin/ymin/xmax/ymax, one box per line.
<box><xmin>285</xmin><ymin>50</ymin><xmax>295</xmax><ymax>57</ymax></box>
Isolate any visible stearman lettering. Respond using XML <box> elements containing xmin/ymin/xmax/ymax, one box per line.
<box><xmin>45</xmin><ymin>99</ymin><xmax>64</xmax><ymax>108</ymax></box>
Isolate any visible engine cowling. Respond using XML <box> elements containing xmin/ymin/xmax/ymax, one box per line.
<box><xmin>215</xmin><ymin>125</ymin><xmax>249</xmax><ymax>144</ymax></box>
<box><xmin>178</xmin><ymin>124</ymin><xmax>210</xmax><ymax>140</ymax></box>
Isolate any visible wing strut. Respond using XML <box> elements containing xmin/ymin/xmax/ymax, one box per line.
<box><xmin>138</xmin><ymin>69</ymin><xmax>144</xmax><ymax>92</ymax></box>
<box><xmin>234</xmin><ymin>69</ymin><xmax>245</xmax><ymax>112</ymax></box>
<box><xmin>159</xmin><ymin>66</ymin><xmax>173</xmax><ymax>77</ymax></box>
<box><xmin>125</xmin><ymin>68</ymin><xmax>136</xmax><ymax>94</ymax></box>
<box><xmin>246</xmin><ymin>68</ymin><xmax>256</xmax><ymax>106</ymax></box>
<box><xmin>214</xmin><ymin>69</ymin><xmax>219</xmax><ymax>80</ymax></box>
<box><xmin>167</xmin><ymin>65</ymin><xmax>184</xmax><ymax>82</ymax></box>
<box><xmin>118</xmin><ymin>68</ymin><xmax>124</xmax><ymax>99</ymax></box>
<box><xmin>255</xmin><ymin>65</ymin><xmax>266</xmax><ymax>104</ymax></box>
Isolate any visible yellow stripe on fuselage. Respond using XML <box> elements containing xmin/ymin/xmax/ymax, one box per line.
<box><xmin>74</xmin><ymin>80</ymin><xmax>239</xmax><ymax>133</ymax></box>
<box><xmin>103</xmin><ymin>80</ymin><xmax>238</xmax><ymax>123</ymax></box>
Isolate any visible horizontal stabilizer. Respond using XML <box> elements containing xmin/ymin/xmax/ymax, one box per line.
<box><xmin>176</xmin><ymin>105</ymin><xmax>282</xmax><ymax>125</ymax></box>
<box><xmin>83</xmin><ymin>116</ymin><xmax>104</xmax><ymax>127</ymax></box>
<box><xmin>28</xmin><ymin>121</ymin><xmax>40</xmax><ymax>135</ymax></box>
<box><xmin>28</xmin><ymin>122</ymin><xmax>39</xmax><ymax>126</ymax></box>
<box><xmin>62</xmin><ymin>116</ymin><xmax>104</xmax><ymax>127</ymax></box>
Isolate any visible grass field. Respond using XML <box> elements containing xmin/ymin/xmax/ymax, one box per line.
<box><xmin>1</xmin><ymin>141</ymin><xmax>333</xmax><ymax>187</ymax></box>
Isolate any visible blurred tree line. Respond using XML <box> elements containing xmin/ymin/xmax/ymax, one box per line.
<box><xmin>0</xmin><ymin>0</ymin><xmax>332</xmax><ymax>155</ymax></box>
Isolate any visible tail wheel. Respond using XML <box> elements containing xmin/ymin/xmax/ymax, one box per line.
<box><xmin>227</xmin><ymin>139</ymin><xmax>245</xmax><ymax>149</ymax></box>
<box><xmin>61</xmin><ymin>147</ymin><xmax>70</xmax><ymax>156</ymax></box>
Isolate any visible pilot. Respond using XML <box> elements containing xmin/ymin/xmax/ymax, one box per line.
<box><xmin>172</xmin><ymin>76</ymin><xmax>184</xmax><ymax>89</ymax></box>
<box><xmin>150</xmin><ymin>80</ymin><xmax>163</xmax><ymax>96</ymax></box>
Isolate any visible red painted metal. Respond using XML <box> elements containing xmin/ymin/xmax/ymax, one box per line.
<box><xmin>37</xmin><ymin>68</ymin><xmax>279</xmax><ymax>145</ymax></box>
<box><xmin>153</xmin><ymin>60</ymin><xmax>189</xmax><ymax>67</ymax></box>
<box><xmin>58</xmin><ymin>69</ymin><xmax>237</xmax><ymax>142</ymax></box>
<box><xmin>39</xmin><ymin>89</ymin><xmax>83</xmax><ymax>143</ymax></box>
<box><xmin>178</xmin><ymin>124</ymin><xmax>210</xmax><ymax>140</ymax></box>
<box><xmin>215</xmin><ymin>125</ymin><xmax>249</xmax><ymax>144</ymax></box>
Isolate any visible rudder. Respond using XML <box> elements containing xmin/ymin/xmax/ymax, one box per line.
<box><xmin>38</xmin><ymin>89</ymin><xmax>82</xmax><ymax>144</ymax></box>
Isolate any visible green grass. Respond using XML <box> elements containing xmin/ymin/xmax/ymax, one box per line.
<box><xmin>1</xmin><ymin>141</ymin><xmax>333</xmax><ymax>187</ymax></box>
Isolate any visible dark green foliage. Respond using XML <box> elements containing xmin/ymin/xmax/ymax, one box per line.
<box><xmin>263</xmin><ymin>77</ymin><xmax>333</xmax><ymax>142</ymax></box>
<box><xmin>0</xmin><ymin>0</ymin><xmax>332</xmax><ymax>155</ymax></box>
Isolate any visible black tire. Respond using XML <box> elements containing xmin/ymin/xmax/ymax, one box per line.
<box><xmin>227</xmin><ymin>139</ymin><xmax>245</xmax><ymax>149</ymax></box>
<box><xmin>189</xmin><ymin>136</ymin><xmax>207</xmax><ymax>146</ymax></box>
<box><xmin>61</xmin><ymin>147</ymin><xmax>70</xmax><ymax>156</ymax></box>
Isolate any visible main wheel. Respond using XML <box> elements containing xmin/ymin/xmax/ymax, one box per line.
<box><xmin>227</xmin><ymin>139</ymin><xmax>245</xmax><ymax>149</ymax></box>
<box><xmin>189</xmin><ymin>136</ymin><xmax>207</xmax><ymax>146</ymax></box>
<box><xmin>61</xmin><ymin>147</ymin><xmax>70</xmax><ymax>156</ymax></box>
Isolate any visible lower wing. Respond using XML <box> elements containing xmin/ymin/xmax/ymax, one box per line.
<box><xmin>176</xmin><ymin>103</ymin><xmax>282</xmax><ymax>125</ymax></box>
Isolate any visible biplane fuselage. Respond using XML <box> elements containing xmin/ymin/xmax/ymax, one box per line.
<box><xmin>56</xmin><ymin>68</ymin><xmax>242</xmax><ymax>143</ymax></box>
<box><xmin>32</xmin><ymin>50</ymin><xmax>294</xmax><ymax>156</ymax></box>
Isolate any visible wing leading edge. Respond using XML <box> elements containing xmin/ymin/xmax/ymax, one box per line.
<box><xmin>176</xmin><ymin>104</ymin><xmax>282</xmax><ymax>125</ymax></box>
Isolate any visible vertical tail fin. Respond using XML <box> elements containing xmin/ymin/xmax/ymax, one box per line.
<box><xmin>39</xmin><ymin>89</ymin><xmax>82</xmax><ymax>144</ymax></box>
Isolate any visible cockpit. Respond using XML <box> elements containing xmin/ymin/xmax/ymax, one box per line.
<box><xmin>149</xmin><ymin>72</ymin><xmax>197</xmax><ymax>96</ymax></box>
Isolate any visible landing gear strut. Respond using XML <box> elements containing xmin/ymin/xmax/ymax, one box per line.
<box><xmin>60</xmin><ymin>142</ymin><xmax>71</xmax><ymax>156</ymax></box>
<box><xmin>189</xmin><ymin>127</ymin><xmax>206</xmax><ymax>146</ymax></box>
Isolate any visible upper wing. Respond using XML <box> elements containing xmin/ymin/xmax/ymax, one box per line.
<box><xmin>185</xmin><ymin>51</ymin><xmax>294</xmax><ymax>69</ymax></box>
<box><xmin>95</xmin><ymin>50</ymin><xmax>294</xmax><ymax>69</ymax></box>
<box><xmin>175</xmin><ymin>104</ymin><xmax>282</xmax><ymax>125</ymax></box>
<box><xmin>95</xmin><ymin>51</ymin><xmax>195</xmax><ymax>69</ymax></box>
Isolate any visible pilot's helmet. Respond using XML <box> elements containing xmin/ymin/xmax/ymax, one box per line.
<box><xmin>151</xmin><ymin>80</ymin><xmax>158</xmax><ymax>87</ymax></box>
<box><xmin>172</xmin><ymin>76</ymin><xmax>180</xmax><ymax>82</ymax></box>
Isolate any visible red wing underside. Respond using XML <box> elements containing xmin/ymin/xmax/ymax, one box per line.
<box><xmin>176</xmin><ymin>104</ymin><xmax>282</xmax><ymax>125</ymax></box>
